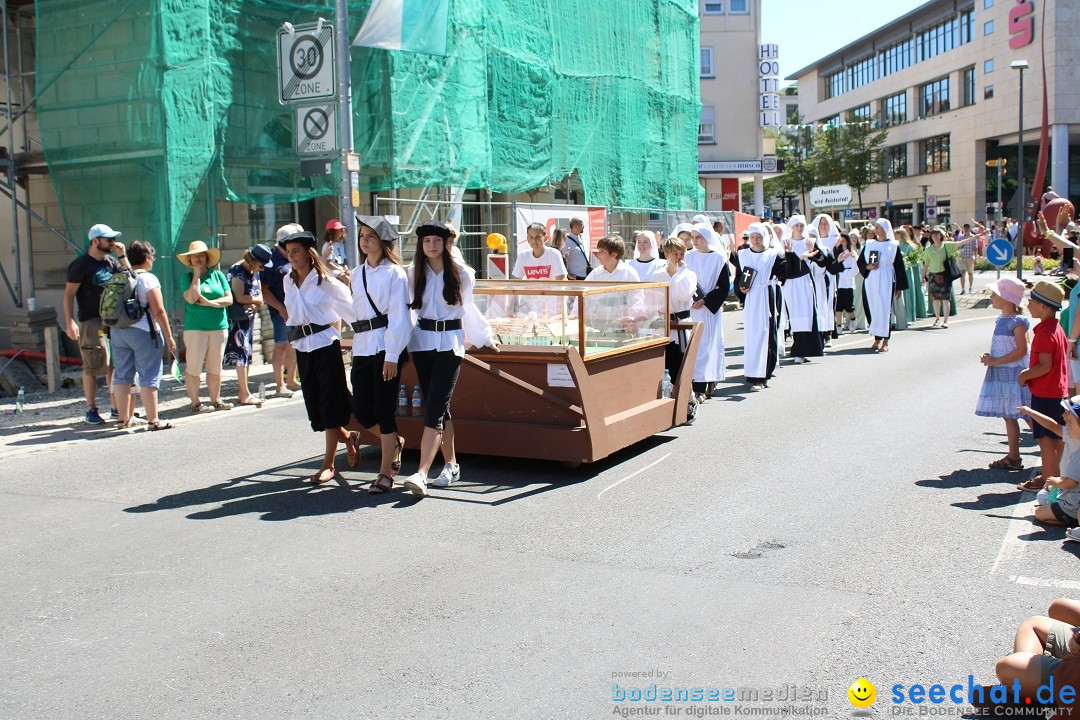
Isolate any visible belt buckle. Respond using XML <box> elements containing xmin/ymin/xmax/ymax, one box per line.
<box><xmin>434</xmin><ymin>319</ymin><xmax>445</xmax><ymax>332</ymax></box>
<box><xmin>301</xmin><ymin>323</ymin><xmax>313</xmax><ymax>337</ymax></box>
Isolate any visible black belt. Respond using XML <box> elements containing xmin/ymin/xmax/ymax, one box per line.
<box><xmin>287</xmin><ymin>322</ymin><xmax>331</xmax><ymax>342</ymax></box>
<box><xmin>417</xmin><ymin>318</ymin><xmax>462</xmax><ymax>332</ymax></box>
<box><xmin>351</xmin><ymin>316</ymin><xmax>389</xmax><ymax>334</ymax></box>
<box><xmin>670</xmin><ymin>310</ymin><xmax>691</xmax><ymax>322</ymax></box>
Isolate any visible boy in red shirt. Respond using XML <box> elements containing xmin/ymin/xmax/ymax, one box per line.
<box><xmin>1018</xmin><ymin>280</ymin><xmax>1069</xmax><ymax>491</ymax></box>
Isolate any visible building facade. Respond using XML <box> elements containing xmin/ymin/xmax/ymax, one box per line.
<box><xmin>698</xmin><ymin>0</ymin><xmax>777</xmax><ymax>216</ymax></box>
<box><xmin>789</xmin><ymin>0</ymin><xmax>1079</xmax><ymax>228</ymax></box>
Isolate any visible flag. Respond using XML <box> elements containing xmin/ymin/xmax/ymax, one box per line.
<box><xmin>352</xmin><ymin>0</ymin><xmax>450</xmax><ymax>56</ymax></box>
<box><xmin>171</xmin><ymin>359</ymin><xmax>183</xmax><ymax>384</ymax></box>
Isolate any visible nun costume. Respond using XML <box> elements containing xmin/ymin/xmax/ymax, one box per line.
<box><xmin>684</xmin><ymin>223</ymin><xmax>732</xmax><ymax>396</ymax></box>
<box><xmin>857</xmin><ymin>218</ymin><xmax>910</xmax><ymax>351</ymax></box>
<box><xmin>734</xmin><ymin>222</ymin><xmax>787</xmax><ymax>390</ymax></box>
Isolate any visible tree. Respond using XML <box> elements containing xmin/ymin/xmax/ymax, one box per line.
<box><xmin>841</xmin><ymin>112</ymin><xmax>888</xmax><ymax>212</ymax></box>
<box><xmin>742</xmin><ymin>114</ymin><xmax>816</xmax><ymax>218</ymax></box>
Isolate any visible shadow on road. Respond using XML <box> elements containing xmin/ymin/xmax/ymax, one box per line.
<box><xmin>916</xmin><ymin>467</ymin><xmax>1018</xmax><ymax>490</ymax></box>
<box><xmin>123</xmin><ymin>435</ymin><xmax>676</xmax><ymax>521</ymax></box>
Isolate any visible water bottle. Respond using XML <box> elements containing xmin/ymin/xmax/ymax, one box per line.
<box><xmin>397</xmin><ymin>384</ymin><xmax>408</xmax><ymax>417</ymax></box>
<box><xmin>15</xmin><ymin>386</ymin><xmax>25</xmax><ymax>413</ymax></box>
<box><xmin>410</xmin><ymin>385</ymin><xmax>422</xmax><ymax>417</ymax></box>
<box><xmin>660</xmin><ymin>370</ymin><xmax>672</xmax><ymax>399</ymax></box>
<box><xmin>258</xmin><ymin>382</ymin><xmax>266</xmax><ymax>402</ymax></box>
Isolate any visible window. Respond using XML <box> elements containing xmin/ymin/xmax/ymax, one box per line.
<box><xmin>960</xmin><ymin>10</ymin><xmax>975</xmax><ymax>45</ymax></box>
<box><xmin>882</xmin><ymin>144</ymin><xmax>908</xmax><ymax>180</ymax></box>
<box><xmin>921</xmin><ymin>77</ymin><xmax>950</xmax><ymax>116</ymax></box>
<box><xmin>822</xmin><ymin>115</ymin><xmax>840</xmax><ymax>128</ymax></box>
<box><xmin>700</xmin><ymin>48</ymin><xmax>714</xmax><ymax>77</ymax></box>
<box><xmin>984</xmin><ymin>0</ymin><xmax>993</xmax><ymax>7</ymax></box>
<box><xmin>880</xmin><ymin>39</ymin><xmax>913</xmax><ymax>77</ymax></box>
<box><xmin>984</xmin><ymin>84</ymin><xmax>994</xmax><ymax>100</ymax></box>
<box><xmin>916</xmin><ymin>16</ymin><xmax>958</xmax><ymax>62</ymax></box>
<box><xmin>963</xmin><ymin>67</ymin><xmax>976</xmax><ymax>106</ymax></box>
<box><xmin>884</xmin><ymin>91</ymin><xmax>907</xmax><ymax>126</ymax></box>
<box><xmin>703</xmin><ymin>1</ymin><xmax>723</xmax><ymax>13</ymax></box>
<box><xmin>825</xmin><ymin>70</ymin><xmax>844</xmax><ymax>99</ymax></box>
<box><xmin>786</xmin><ymin>103</ymin><xmax>799</xmax><ymax>123</ymax></box>
<box><xmin>851</xmin><ymin>104</ymin><xmax>872</xmax><ymax>120</ymax></box>
<box><xmin>698</xmin><ymin>106</ymin><xmax>715</xmax><ymax>143</ymax></box>
<box><xmin>729</xmin><ymin>0</ymin><xmax>749</xmax><ymax>12</ymax></box>
<box><xmin>984</xmin><ymin>58</ymin><xmax>994</xmax><ymax>74</ymax></box>
<box><xmin>923</xmin><ymin>135</ymin><xmax>950</xmax><ymax>173</ymax></box>
<box><xmin>984</xmin><ymin>20</ymin><xmax>994</xmax><ymax>35</ymax></box>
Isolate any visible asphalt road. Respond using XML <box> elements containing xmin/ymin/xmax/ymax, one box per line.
<box><xmin>2</xmin><ymin>272</ymin><xmax>1075</xmax><ymax>719</ymax></box>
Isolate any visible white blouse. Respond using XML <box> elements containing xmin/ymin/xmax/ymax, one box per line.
<box><xmin>284</xmin><ymin>268</ymin><xmax>355</xmax><ymax>353</ymax></box>
<box><xmin>349</xmin><ymin>259</ymin><xmax>412</xmax><ymax>363</ymax></box>
<box><xmin>651</xmin><ymin>264</ymin><xmax>697</xmax><ymax>343</ymax></box>
<box><xmin>407</xmin><ymin>260</ymin><xmax>494</xmax><ymax>357</ymax></box>
<box><xmin>585</xmin><ymin>262</ymin><xmax>641</xmax><ymax>283</ymax></box>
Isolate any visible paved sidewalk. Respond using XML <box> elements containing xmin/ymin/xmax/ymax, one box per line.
<box><xmin>0</xmin><ymin>362</ymin><xmax>301</xmax><ymax>458</ymax></box>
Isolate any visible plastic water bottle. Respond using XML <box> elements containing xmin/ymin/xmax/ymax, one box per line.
<box><xmin>410</xmin><ymin>385</ymin><xmax>422</xmax><ymax>417</ymax></box>
<box><xmin>258</xmin><ymin>382</ymin><xmax>266</xmax><ymax>402</ymax></box>
<box><xmin>15</xmin><ymin>386</ymin><xmax>25</xmax><ymax>413</ymax></box>
<box><xmin>660</xmin><ymin>370</ymin><xmax>672</xmax><ymax>399</ymax></box>
<box><xmin>397</xmin><ymin>384</ymin><xmax>408</xmax><ymax>416</ymax></box>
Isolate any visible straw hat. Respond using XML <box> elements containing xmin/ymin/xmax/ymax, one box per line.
<box><xmin>1030</xmin><ymin>280</ymin><xmax>1065</xmax><ymax>311</ymax></box>
<box><xmin>176</xmin><ymin>240</ymin><xmax>220</xmax><ymax>267</ymax></box>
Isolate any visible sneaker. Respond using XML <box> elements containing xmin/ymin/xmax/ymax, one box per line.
<box><xmin>433</xmin><ymin>463</ymin><xmax>460</xmax><ymax>488</ymax></box>
<box><xmin>275</xmin><ymin>386</ymin><xmax>294</xmax><ymax>399</ymax></box>
<box><xmin>794</xmin><ymin>357</ymin><xmax>807</xmax><ymax>365</ymax></box>
<box><xmin>750</xmin><ymin>384</ymin><xmax>765</xmax><ymax>392</ymax></box>
<box><xmin>1066</xmin><ymin>528</ymin><xmax>1080</xmax><ymax>543</ymax></box>
<box><xmin>109</xmin><ymin>407</ymin><xmax>119</xmax><ymax>420</ymax></box>
<box><xmin>402</xmin><ymin>472</ymin><xmax>428</xmax><ymax>497</ymax></box>
<box><xmin>85</xmin><ymin>408</ymin><xmax>105</xmax><ymax>425</ymax></box>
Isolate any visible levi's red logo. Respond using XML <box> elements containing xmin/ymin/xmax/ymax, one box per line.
<box><xmin>524</xmin><ymin>265</ymin><xmax>552</xmax><ymax>279</ymax></box>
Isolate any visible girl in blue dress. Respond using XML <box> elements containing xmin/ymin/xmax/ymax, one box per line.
<box><xmin>977</xmin><ymin>277</ymin><xmax>1031</xmax><ymax>471</ymax></box>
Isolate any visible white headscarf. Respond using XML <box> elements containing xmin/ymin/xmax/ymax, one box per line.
<box><xmin>691</xmin><ymin>222</ymin><xmax>725</xmax><ymax>254</ymax></box>
<box><xmin>632</xmin><ymin>231</ymin><xmax>659</xmax><ymax>261</ymax></box>
<box><xmin>673</xmin><ymin>222</ymin><xmax>694</xmax><ymax>237</ymax></box>
<box><xmin>692</xmin><ymin>214</ymin><xmax>711</xmax><ymax>227</ymax></box>
<box><xmin>810</xmin><ymin>214</ymin><xmax>839</xmax><ymax>247</ymax></box>
<box><xmin>747</xmin><ymin>222</ymin><xmax>770</xmax><ymax>246</ymax></box>
<box><xmin>875</xmin><ymin>218</ymin><xmax>896</xmax><ymax>242</ymax></box>
<box><xmin>783</xmin><ymin>214</ymin><xmax>808</xmax><ymax>241</ymax></box>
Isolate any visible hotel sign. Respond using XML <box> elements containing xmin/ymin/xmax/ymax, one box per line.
<box><xmin>1009</xmin><ymin>0</ymin><xmax>1035</xmax><ymax>49</ymax></box>
<box><xmin>759</xmin><ymin>44</ymin><xmax>780</xmax><ymax>127</ymax></box>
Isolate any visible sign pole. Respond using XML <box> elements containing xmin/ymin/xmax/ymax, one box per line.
<box><xmin>334</xmin><ymin>0</ymin><xmax>358</xmax><ymax>268</ymax></box>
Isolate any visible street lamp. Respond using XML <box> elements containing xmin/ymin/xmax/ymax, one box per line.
<box><xmin>1011</xmin><ymin>59</ymin><xmax>1028</xmax><ymax>280</ymax></box>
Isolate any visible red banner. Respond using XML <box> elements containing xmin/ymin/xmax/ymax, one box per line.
<box><xmin>721</xmin><ymin>178</ymin><xmax>740</xmax><ymax>211</ymax></box>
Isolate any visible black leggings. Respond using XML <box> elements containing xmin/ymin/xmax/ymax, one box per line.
<box><xmin>350</xmin><ymin>350</ymin><xmax>407</xmax><ymax>434</ymax></box>
<box><xmin>411</xmin><ymin>349</ymin><xmax>462</xmax><ymax>431</ymax></box>
<box><xmin>296</xmin><ymin>341</ymin><xmax>351</xmax><ymax>432</ymax></box>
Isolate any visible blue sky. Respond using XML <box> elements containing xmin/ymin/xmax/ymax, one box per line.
<box><xmin>762</xmin><ymin>0</ymin><xmax>929</xmax><ymax>84</ymax></box>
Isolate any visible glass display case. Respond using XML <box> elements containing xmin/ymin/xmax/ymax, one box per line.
<box><xmin>472</xmin><ymin>280</ymin><xmax>670</xmax><ymax>358</ymax></box>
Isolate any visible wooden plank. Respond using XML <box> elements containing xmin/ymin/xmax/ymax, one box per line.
<box><xmin>44</xmin><ymin>326</ymin><xmax>62</xmax><ymax>393</ymax></box>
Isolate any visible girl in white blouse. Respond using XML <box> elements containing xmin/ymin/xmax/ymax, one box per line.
<box><xmin>350</xmin><ymin>216</ymin><xmax>413</xmax><ymax>494</ymax></box>
<box><xmin>279</xmin><ymin>230</ymin><xmax>357</xmax><ymax>485</ymax></box>
<box><xmin>401</xmin><ymin>221</ymin><xmax>496</xmax><ymax>496</ymax></box>
<box><xmin>650</xmin><ymin>236</ymin><xmax>698</xmax><ymax>383</ymax></box>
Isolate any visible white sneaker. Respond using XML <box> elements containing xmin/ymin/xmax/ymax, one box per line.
<box><xmin>433</xmin><ymin>463</ymin><xmax>460</xmax><ymax>488</ymax></box>
<box><xmin>402</xmin><ymin>472</ymin><xmax>428</xmax><ymax>497</ymax></box>
<box><xmin>275</xmin><ymin>385</ymin><xmax>294</xmax><ymax>398</ymax></box>
<box><xmin>1066</xmin><ymin>527</ymin><xmax>1080</xmax><ymax>542</ymax></box>
<box><xmin>794</xmin><ymin>357</ymin><xmax>807</xmax><ymax>365</ymax></box>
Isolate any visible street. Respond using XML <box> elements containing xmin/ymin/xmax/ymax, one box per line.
<box><xmin>1</xmin><ymin>274</ymin><xmax>1075</xmax><ymax>719</ymax></box>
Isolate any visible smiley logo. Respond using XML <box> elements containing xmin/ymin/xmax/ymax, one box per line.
<box><xmin>848</xmin><ymin>678</ymin><xmax>876</xmax><ymax>709</ymax></box>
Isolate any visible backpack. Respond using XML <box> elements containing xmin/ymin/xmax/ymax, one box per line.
<box><xmin>99</xmin><ymin>269</ymin><xmax>146</xmax><ymax>329</ymax></box>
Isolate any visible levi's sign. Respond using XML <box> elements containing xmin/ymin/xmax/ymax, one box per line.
<box><xmin>810</xmin><ymin>184</ymin><xmax>853</xmax><ymax>207</ymax></box>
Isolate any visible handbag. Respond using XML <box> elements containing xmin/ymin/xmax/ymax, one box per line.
<box><xmin>943</xmin><ymin>244</ymin><xmax>961</xmax><ymax>283</ymax></box>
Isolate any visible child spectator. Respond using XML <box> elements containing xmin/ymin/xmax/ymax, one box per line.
<box><xmin>978</xmin><ymin>277</ymin><xmax>1031</xmax><ymax>471</ymax></box>
<box><xmin>512</xmin><ymin>223</ymin><xmax>567</xmax><ymax>281</ymax></box>
<box><xmin>1034</xmin><ymin>251</ymin><xmax>1046</xmax><ymax>275</ymax></box>
<box><xmin>1018</xmin><ymin>281</ymin><xmax>1069</xmax><ymax>491</ymax></box>
<box><xmin>992</xmin><ymin>598</ymin><xmax>1080</xmax><ymax>711</ymax></box>
<box><xmin>585</xmin><ymin>235</ymin><xmax>640</xmax><ymax>282</ymax></box>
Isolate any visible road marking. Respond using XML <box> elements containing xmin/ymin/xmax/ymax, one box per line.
<box><xmin>990</xmin><ymin>492</ymin><xmax>1036</xmax><ymax>577</ymax></box>
<box><xmin>1011</xmin><ymin>576</ymin><xmax>1080</xmax><ymax>591</ymax></box>
<box><xmin>597</xmin><ymin>452</ymin><xmax>672</xmax><ymax>499</ymax></box>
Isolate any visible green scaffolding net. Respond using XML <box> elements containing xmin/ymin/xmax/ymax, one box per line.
<box><xmin>35</xmin><ymin>0</ymin><xmax>701</xmax><ymax>310</ymax></box>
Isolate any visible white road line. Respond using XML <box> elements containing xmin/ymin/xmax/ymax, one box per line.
<box><xmin>1011</xmin><ymin>576</ymin><xmax>1080</xmax><ymax>591</ymax></box>
<box><xmin>990</xmin><ymin>493</ymin><xmax>1037</xmax><ymax>577</ymax></box>
<box><xmin>597</xmin><ymin>452</ymin><xmax>672</xmax><ymax>499</ymax></box>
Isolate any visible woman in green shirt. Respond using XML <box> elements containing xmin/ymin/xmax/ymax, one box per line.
<box><xmin>176</xmin><ymin>240</ymin><xmax>234</xmax><ymax>412</ymax></box>
<box><xmin>921</xmin><ymin>226</ymin><xmax>976</xmax><ymax>328</ymax></box>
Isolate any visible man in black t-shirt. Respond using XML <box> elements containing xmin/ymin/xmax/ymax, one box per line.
<box><xmin>63</xmin><ymin>223</ymin><xmax>130</xmax><ymax>424</ymax></box>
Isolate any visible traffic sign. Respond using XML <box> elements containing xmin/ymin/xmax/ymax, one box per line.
<box><xmin>926</xmin><ymin>195</ymin><xmax>937</xmax><ymax>207</ymax></box>
<box><xmin>277</xmin><ymin>23</ymin><xmax>336</xmax><ymax>104</ymax></box>
<box><xmin>867</xmin><ymin>209</ymin><xmax>878</xmax><ymax>220</ymax></box>
<box><xmin>926</xmin><ymin>207</ymin><xmax>938</xmax><ymax>219</ymax></box>
<box><xmin>295</xmin><ymin>103</ymin><xmax>338</xmax><ymax>154</ymax></box>
<box><xmin>844</xmin><ymin>209</ymin><xmax>853</xmax><ymax>219</ymax></box>
<box><xmin>987</xmin><ymin>237</ymin><xmax>1014</xmax><ymax>267</ymax></box>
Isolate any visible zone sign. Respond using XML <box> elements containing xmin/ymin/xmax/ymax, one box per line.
<box><xmin>277</xmin><ymin>23</ymin><xmax>336</xmax><ymax>104</ymax></box>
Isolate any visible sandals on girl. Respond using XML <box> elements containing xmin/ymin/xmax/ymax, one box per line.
<box><xmin>1018</xmin><ymin>475</ymin><xmax>1045</xmax><ymax>492</ymax></box>
<box><xmin>212</xmin><ymin>401</ymin><xmax>233</xmax><ymax>411</ymax></box>
<box><xmin>391</xmin><ymin>435</ymin><xmax>404</xmax><ymax>474</ymax></box>
<box><xmin>368</xmin><ymin>474</ymin><xmax>394</xmax><ymax>494</ymax></box>
<box><xmin>191</xmin><ymin>403</ymin><xmax>214</xmax><ymax>414</ymax></box>
<box><xmin>148</xmin><ymin>421</ymin><xmax>174</xmax><ymax>431</ymax></box>
<box><xmin>989</xmin><ymin>456</ymin><xmax>1023</xmax><ymax>471</ymax></box>
<box><xmin>347</xmin><ymin>431</ymin><xmax>361</xmax><ymax>468</ymax></box>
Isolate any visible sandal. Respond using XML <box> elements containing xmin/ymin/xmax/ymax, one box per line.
<box><xmin>1018</xmin><ymin>476</ymin><xmax>1045</xmax><ymax>491</ymax></box>
<box><xmin>871</xmin><ymin>341</ymin><xmax>881</xmax><ymax>351</ymax></box>
<box><xmin>148</xmin><ymin>421</ymin><xmax>174</xmax><ymax>431</ymax></box>
<box><xmin>212</xmin><ymin>401</ymin><xmax>233</xmax><ymax>411</ymax></box>
<box><xmin>391</xmin><ymin>435</ymin><xmax>404</xmax><ymax>474</ymax></box>
<box><xmin>191</xmin><ymin>403</ymin><xmax>214</xmax><ymax>414</ymax></box>
<box><xmin>368</xmin><ymin>473</ymin><xmax>394</xmax><ymax>494</ymax></box>
<box><xmin>347</xmin><ymin>431</ymin><xmax>361</xmax><ymax>468</ymax></box>
<box><xmin>989</xmin><ymin>456</ymin><xmax>1023</xmax><ymax>471</ymax></box>
<box><xmin>311</xmin><ymin>468</ymin><xmax>336</xmax><ymax>485</ymax></box>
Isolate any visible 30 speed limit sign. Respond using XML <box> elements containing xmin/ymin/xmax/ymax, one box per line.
<box><xmin>277</xmin><ymin>23</ymin><xmax>336</xmax><ymax>104</ymax></box>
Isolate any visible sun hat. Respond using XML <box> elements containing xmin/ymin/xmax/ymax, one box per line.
<box><xmin>276</xmin><ymin>231</ymin><xmax>317</xmax><ymax>250</ymax></box>
<box><xmin>249</xmin><ymin>243</ymin><xmax>274</xmax><ymax>268</ymax></box>
<box><xmin>88</xmin><ymin>223</ymin><xmax>121</xmax><ymax>241</ymax></box>
<box><xmin>176</xmin><ymin>240</ymin><xmax>221</xmax><ymax>268</ymax></box>
<box><xmin>986</xmin><ymin>276</ymin><xmax>1025</xmax><ymax>307</ymax></box>
<box><xmin>325</xmin><ymin>218</ymin><xmax>345</xmax><ymax>231</ymax></box>
<box><xmin>1030</xmin><ymin>280</ymin><xmax>1065</xmax><ymax>310</ymax></box>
